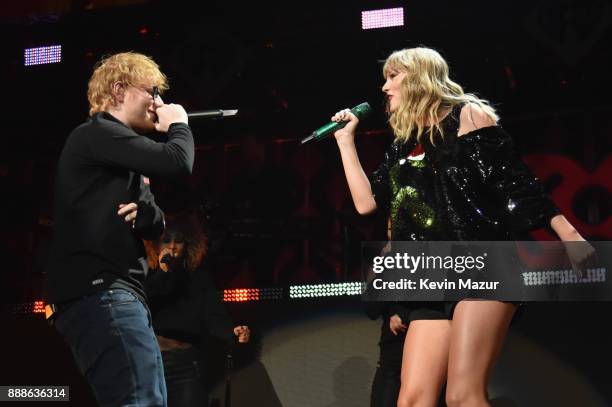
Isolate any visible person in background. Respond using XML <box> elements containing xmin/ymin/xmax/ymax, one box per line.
<box><xmin>145</xmin><ymin>216</ymin><xmax>250</xmax><ymax>407</ymax></box>
<box><xmin>367</xmin><ymin>301</ymin><xmax>407</xmax><ymax>407</ymax></box>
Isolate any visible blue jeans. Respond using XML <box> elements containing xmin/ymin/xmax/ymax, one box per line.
<box><xmin>54</xmin><ymin>289</ymin><xmax>167</xmax><ymax>407</ymax></box>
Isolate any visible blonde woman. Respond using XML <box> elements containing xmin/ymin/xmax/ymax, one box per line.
<box><xmin>332</xmin><ymin>47</ymin><xmax>591</xmax><ymax>407</ymax></box>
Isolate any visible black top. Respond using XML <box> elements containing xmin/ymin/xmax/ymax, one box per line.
<box><xmin>365</xmin><ymin>302</ymin><xmax>409</xmax><ymax>371</ymax></box>
<box><xmin>46</xmin><ymin>112</ymin><xmax>194</xmax><ymax>304</ymax></box>
<box><xmin>370</xmin><ymin>104</ymin><xmax>560</xmax><ymax>241</ymax></box>
<box><xmin>144</xmin><ymin>263</ymin><xmax>234</xmax><ymax>345</ymax></box>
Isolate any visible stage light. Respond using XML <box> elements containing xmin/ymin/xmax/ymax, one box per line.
<box><xmin>24</xmin><ymin>45</ymin><xmax>62</xmax><ymax>66</ymax></box>
<box><xmin>15</xmin><ymin>267</ymin><xmax>607</xmax><ymax>315</ymax></box>
<box><xmin>222</xmin><ymin>287</ymin><xmax>284</xmax><ymax>302</ymax></box>
<box><xmin>361</xmin><ymin>8</ymin><xmax>404</xmax><ymax>30</ymax></box>
<box><xmin>32</xmin><ymin>300</ymin><xmax>45</xmax><ymax>314</ymax></box>
<box><xmin>522</xmin><ymin>268</ymin><xmax>606</xmax><ymax>286</ymax></box>
<box><xmin>289</xmin><ymin>282</ymin><xmax>363</xmax><ymax>299</ymax></box>
<box><xmin>9</xmin><ymin>300</ymin><xmax>47</xmax><ymax>315</ymax></box>
<box><xmin>224</xmin><ymin>288</ymin><xmax>260</xmax><ymax>302</ymax></box>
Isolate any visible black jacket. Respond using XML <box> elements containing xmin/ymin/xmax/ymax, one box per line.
<box><xmin>46</xmin><ymin>112</ymin><xmax>194</xmax><ymax>304</ymax></box>
<box><xmin>371</xmin><ymin>112</ymin><xmax>559</xmax><ymax>241</ymax></box>
<box><xmin>145</xmin><ymin>264</ymin><xmax>234</xmax><ymax>345</ymax></box>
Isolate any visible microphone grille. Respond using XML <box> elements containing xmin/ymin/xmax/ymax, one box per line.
<box><xmin>351</xmin><ymin>102</ymin><xmax>372</xmax><ymax>120</ymax></box>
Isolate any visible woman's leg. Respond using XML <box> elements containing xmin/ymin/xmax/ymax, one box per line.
<box><xmin>397</xmin><ymin>320</ymin><xmax>452</xmax><ymax>407</ymax></box>
<box><xmin>445</xmin><ymin>300</ymin><xmax>517</xmax><ymax>407</ymax></box>
<box><xmin>163</xmin><ymin>349</ymin><xmax>206</xmax><ymax>407</ymax></box>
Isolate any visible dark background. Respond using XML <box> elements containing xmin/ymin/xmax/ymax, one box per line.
<box><xmin>0</xmin><ymin>1</ymin><xmax>611</xmax><ymax>405</ymax></box>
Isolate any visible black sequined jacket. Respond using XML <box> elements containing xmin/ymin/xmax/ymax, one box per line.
<box><xmin>370</xmin><ymin>112</ymin><xmax>559</xmax><ymax>241</ymax></box>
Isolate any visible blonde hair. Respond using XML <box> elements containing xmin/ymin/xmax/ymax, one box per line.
<box><xmin>87</xmin><ymin>52</ymin><xmax>169</xmax><ymax>116</ymax></box>
<box><xmin>383</xmin><ymin>47</ymin><xmax>498</xmax><ymax>144</ymax></box>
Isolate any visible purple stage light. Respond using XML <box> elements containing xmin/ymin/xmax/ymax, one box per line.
<box><xmin>361</xmin><ymin>7</ymin><xmax>404</xmax><ymax>30</ymax></box>
<box><xmin>24</xmin><ymin>45</ymin><xmax>62</xmax><ymax>66</ymax></box>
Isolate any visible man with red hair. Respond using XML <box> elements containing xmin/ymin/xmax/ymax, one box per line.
<box><xmin>46</xmin><ymin>52</ymin><xmax>194</xmax><ymax>406</ymax></box>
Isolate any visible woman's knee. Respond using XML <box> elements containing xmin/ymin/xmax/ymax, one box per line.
<box><xmin>397</xmin><ymin>387</ymin><xmax>438</xmax><ymax>407</ymax></box>
<box><xmin>445</xmin><ymin>383</ymin><xmax>487</xmax><ymax>407</ymax></box>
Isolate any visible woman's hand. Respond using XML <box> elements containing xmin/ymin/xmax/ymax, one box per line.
<box><xmin>551</xmin><ymin>215</ymin><xmax>596</xmax><ymax>279</ymax></box>
<box><xmin>563</xmin><ymin>238</ymin><xmax>596</xmax><ymax>280</ymax></box>
<box><xmin>233</xmin><ymin>325</ymin><xmax>250</xmax><ymax>343</ymax></box>
<box><xmin>332</xmin><ymin>108</ymin><xmax>359</xmax><ymax>145</ymax></box>
<box><xmin>389</xmin><ymin>314</ymin><xmax>407</xmax><ymax>335</ymax></box>
<box><xmin>158</xmin><ymin>247</ymin><xmax>174</xmax><ymax>272</ymax></box>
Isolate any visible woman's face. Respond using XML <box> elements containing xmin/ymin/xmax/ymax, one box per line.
<box><xmin>382</xmin><ymin>69</ymin><xmax>406</xmax><ymax>113</ymax></box>
<box><xmin>159</xmin><ymin>233</ymin><xmax>186</xmax><ymax>258</ymax></box>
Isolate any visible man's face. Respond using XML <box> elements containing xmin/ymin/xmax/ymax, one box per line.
<box><xmin>122</xmin><ymin>84</ymin><xmax>158</xmax><ymax>132</ymax></box>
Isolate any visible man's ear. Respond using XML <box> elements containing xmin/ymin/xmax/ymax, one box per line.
<box><xmin>111</xmin><ymin>81</ymin><xmax>126</xmax><ymax>105</ymax></box>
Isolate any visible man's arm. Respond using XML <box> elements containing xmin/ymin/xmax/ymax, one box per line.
<box><xmin>90</xmin><ymin>120</ymin><xmax>195</xmax><ymax>177</ymax></box>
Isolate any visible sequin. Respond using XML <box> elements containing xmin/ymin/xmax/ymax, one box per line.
<box><xmin>507</xmin><ymin>199</ymin><xmax>516</xmax><ymax>211</ymax></box>
<box><xmin>369</xmin><ymin>104</ymin><xmax>559</xmax><ymax>241</ymax></box>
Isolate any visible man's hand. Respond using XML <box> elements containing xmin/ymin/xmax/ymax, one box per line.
<box><xmin>154</xmin><ymin>101</ymin><xmax>188</xmax><ymax>133</ymax></box>
<box><xmin>389</xmin><ymin>314</ymin><xmax>407</xmax><ymax>336</ymax></box>
<box><xmin>233</xmin><ymin>325</ymin><xmax>250</xmax><ymax>343</ymax></box>
<box><xmin>118</xmin><ymin>203</ymin><xmax>138</xmax><ymax>226</ymax></box>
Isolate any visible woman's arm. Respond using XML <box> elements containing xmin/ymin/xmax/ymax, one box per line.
<box><xmin>551</xmin><ymin>214</ymin><xmax>595</xmax><ymax>278</ymax></box>
<box><xmin>457</xmin><ymin>103</ymin><xmax>497</xmax><ymax>136</ymax></box>
<box><xmin>550</xmin><ymin>214</ymin><xmax>584</xmax><ymax>241</ymax></box>
<box><xmin>459</xmin><ymin>104</ymin><xmax>594</xmax><ymax>274</ymax></box>
<box><xmin>333</xmin><ymin>108</ymin><xmax>377</xmax><ymax>215</ymax></box>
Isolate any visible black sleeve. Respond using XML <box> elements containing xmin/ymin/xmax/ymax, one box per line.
<box><xmin>133</xmin><ymin>176</ymin><xmax>165</xmax><ymax>240</ymax></box>
<box><xmin>199</xmin><ymin>271</ymin><xmax>234</xmax><ymax>342</ymax></box>
<box><xmin>364</xmin><ymin>301</ymin><xmax>386</xmax><ymax>320</ymax></box>
<box><xmin>386</xmin><ymin>303</ymin><xmax>411</xmax><ymax>324</ymax></box>
<box><xmin>144</xmin><ymin>267</ymin><xmax>178</xmax><ymax>310</ymax></box>
<box><xmin>460</xmin><ymin>126</ymin><xmax>560</xmax><ymax>232</ymax></box>
<box><xmin>89</xmin><ymin>121</ymin><xmax>195</xmax><ymax>177</ymax></box>
<box><xmin>365</xmin><ymin>302</ymin><xmax>411</xmax><ymax>323</ymax></box>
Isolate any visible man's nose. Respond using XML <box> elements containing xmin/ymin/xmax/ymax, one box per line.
<box><xmin>153</xmin><ymin>96</ymin><xmax>164</xmax><ymax>108</ymax></box>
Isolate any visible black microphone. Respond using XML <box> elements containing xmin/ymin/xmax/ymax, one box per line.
<box><xmin>301</xmin><ymin>102</ymin><xmax>371</xmax><ymax>144</ymax></box>
<box><xmin>187</xmin><ymin>109</ymin><xmax>238</xmax><ymax>119</ymax></box>
<box><xmin>160</xmin><ymin>253</ymin><xmax>173</xmax><ymax>264</ymax></box>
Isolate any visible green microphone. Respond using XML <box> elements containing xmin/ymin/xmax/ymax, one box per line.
<box><xmin>301</xmin><ymin>102</ymin><xmax>371</xmax><ymax>144</ymax></box>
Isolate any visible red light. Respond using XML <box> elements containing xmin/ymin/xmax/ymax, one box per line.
<box><xmin>223</xmin><ymin>288</ymin><xmax>260</xmax><ymax>302</ymax></box>
<box><xmin>33</xmin><ymin>300</ymin><xmax>45</xmax><ymax>314</ymax></box>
